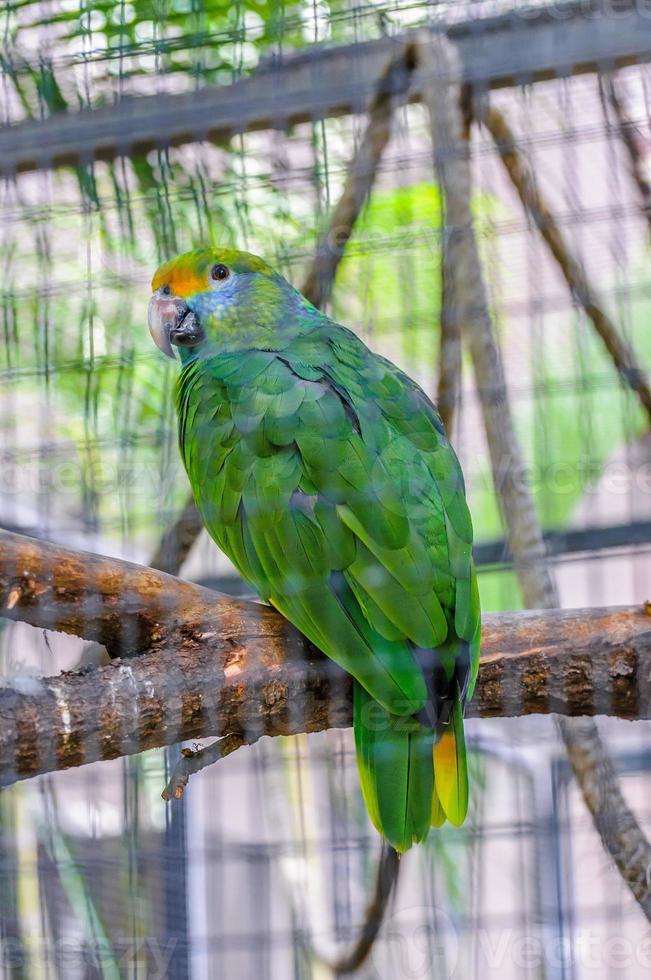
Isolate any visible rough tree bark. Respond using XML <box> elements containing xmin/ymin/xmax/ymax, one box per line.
<box><xmin>420</xmin><ymin>33</ymin><xmax>651</xmax><ymax>920</ymax></box>
<box><xmin>1</xmin><ymin>528</ymin><xmax>650</xmax><ymax>787</ymax></box>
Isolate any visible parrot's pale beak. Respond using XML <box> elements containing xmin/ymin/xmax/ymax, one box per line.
<box><xmin>148</xmin><ymin>289</ymin><xmax>205</xmax><ymax>358</ymax></box>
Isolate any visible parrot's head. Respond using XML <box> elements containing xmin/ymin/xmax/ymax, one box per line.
<box><xmin>148</xmin><ymin>247</ymin><xmax>311</xmax><ymax>359</ymax></box>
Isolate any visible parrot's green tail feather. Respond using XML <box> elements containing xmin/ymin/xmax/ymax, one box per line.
<box><xmin>354</xmin><ymin>682</ymin><xmax>434</xmax><ymax>852</ymax></box>
<box><xmin>354</xmin><ymin>682</ymin><xmax>470</xmax><ymax>848</ymax></box>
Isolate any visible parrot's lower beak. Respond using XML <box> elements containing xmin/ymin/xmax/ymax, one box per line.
<box><xmin>148</xmin><ymin>289</ymin><xmax>205</xmax><ymax>358</ymax></box>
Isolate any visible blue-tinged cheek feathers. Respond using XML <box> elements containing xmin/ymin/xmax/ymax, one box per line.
<box><xmin>188</xmin><ymin>278</ymin><xmax>241</xmax><ymax>320</ymax></box>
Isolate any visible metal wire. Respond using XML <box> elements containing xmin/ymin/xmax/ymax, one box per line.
<box><xmin>1</xmin><ymin>2</ymin><xmax>651</xmax><ymax>978</ymax></box>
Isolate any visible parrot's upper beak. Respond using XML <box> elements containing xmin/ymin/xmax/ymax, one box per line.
<box><xmin>148</xmin><ymin>288</ymin><xmax>205</xmax><ymax>358</ymax></box>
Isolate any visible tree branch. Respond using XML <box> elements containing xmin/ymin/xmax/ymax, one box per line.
<box><xmin>479</xmin><ymin>98</ymin><xmax>651</xmax><ymax>423</ymax></box>
<box><xmin>421</xmin><ymin>35</ymin><xmax>556</xmax><ymax>608</ymax></box>
<box><xmin>478</xmin><ymin>91</ymin><xmax>651</xmax><ymax>922</ymax></box>
<box><xmin>0</xmin><ymin>529</ymin><xmax>650</xmax><ymax>791</ymax></box>
<box><xmin>161</xmin><ymin>733</ymin><xmax>251</xmax><ymax>801</ymax></box>
<box><xmin>420</xmin><ymin>35</ymin><xmax>651</xmax><ymax>920</ymax></box>
<box><xmin>434</xmin><ymin>85</ymin><xmax>473</xmax><ymax>439</ymax></box>
<box><xmin>149</xmin><ymin>494</ymin><xmax>206</xmax><ymax>576</ymax></box>
<box><xmin>318</xmin><ymin>844</ymin><xmax>400</xmax><ymax>975</ymax></box>
<box><xmin>600</xmin><ymin>73</ymin><xmax>651</xmax><ymax>233</ymax></box>
<box><xmin>436</xmin><ymin>248</ymin><xmax>463</xmax><ymax>438</ymax></box>
<box><xmin>300</xmin><ymin>44</ymin><xmax>416</xmax><ymax>311</ymax></box>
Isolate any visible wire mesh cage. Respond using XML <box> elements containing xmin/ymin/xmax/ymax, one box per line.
<box><xmin>1</xmin><ymin>1</ymin><xmax>651</xmax><ymax>978</ymax></box>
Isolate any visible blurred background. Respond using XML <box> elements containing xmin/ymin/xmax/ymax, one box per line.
<box><xmin>1</xmin><ymin>1</ymin><xmax>651</xmax><ymax>977</ymax></box>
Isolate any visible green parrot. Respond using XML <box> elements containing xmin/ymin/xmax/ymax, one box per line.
<box><xmin>148</xmin><ymin>248</ymin><xmax>480</xmax><ymax>852</ymax></box>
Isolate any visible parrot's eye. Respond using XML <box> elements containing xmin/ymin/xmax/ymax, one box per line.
<box><xmin>211</xmin><ymin>264</ymin><xmax>230</xmax><ymax>282</ymax></box>
<box><xmin>161</xmin><ymin>285</ymin><xmax>171</xmax><ymax>296</ymax></box>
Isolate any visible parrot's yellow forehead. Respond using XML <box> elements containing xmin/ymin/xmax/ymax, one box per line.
<box><xmin>152</xmin><ymin>256</ymin><xmax>206</xmax><ymax>298</ymax></box>
<box><xmin>151</xmin><ymin>248</ymin><xmax>273</xmax><ymax>298</ymax></box>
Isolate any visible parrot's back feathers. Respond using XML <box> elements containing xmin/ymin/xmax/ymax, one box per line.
<box><xmin>165</xmin><ymin>252</ymin><xmax>480</xmax><ymax>851</ymax></box>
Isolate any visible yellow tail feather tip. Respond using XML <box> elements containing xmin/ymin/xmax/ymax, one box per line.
<box><xmin>433</xmin><ymin>726</ymin><xmax>469</xmax><ymax>826</ymax></box>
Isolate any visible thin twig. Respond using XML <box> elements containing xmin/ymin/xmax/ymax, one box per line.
<box><xmin>600</xmin><ymin>73</ymin><xmax>651</xmax><ymax>231</ymax></box>
<box><xmin>298</xmin><ymin>47</ymin><xmax>418</xmax><ymax>964</ymax></box>
<box><xmin>480</xmin><ymin>98</ymin><xmax>651</xmax><ymax>423</ymax></box>
<box><xmin>561</xmin><ymin>717</ymin><xmax>651</xmax><ymax>913</ymax></box>
<box><xmin>300</xmin><ymin>44</ymin><xmax>416</xmax><ymax>310</ymax></box>
<box><xmin>324</xmin><ymin>845</ymin><xmax>400</xmax><ymax>975</ymax></box>
<box><xmin>150</xmin><ymin>494</ymin><xmax>205</xmax><ymax>575</ymax></box>
<box><xmin>436</xmin><ymin>236</ymin><xmax>462</xmax><ymax>436</ymax></box>
<box><xmin>161</xmin><ymin>734</ymin><xmax>252</xmax><ymax>800</ymax></box>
